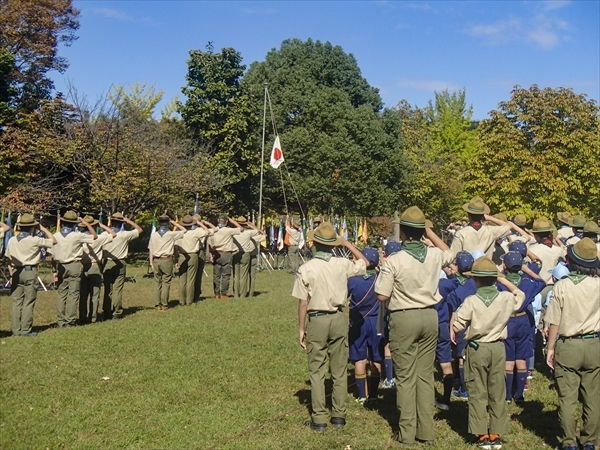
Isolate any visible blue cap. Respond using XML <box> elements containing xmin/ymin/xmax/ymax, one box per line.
<box><xmin>455</xmin><ymin>251</ymin><xmax>474</xmax><ymax>273</ymax></box>
<box><xmin>508</xmin><ymin>241</ymin><xmax>527</xmax><ymax>258</ymax></box>
<box><xmin>549</xmin><ymin>262</ymin><xmax>570</xmax><ymax>280</ymax></box>
<box><xmin>471</xmin><ymin>250</ymin><xmax>485</xmax><ymax>260</ymax></box>
<box><xmin>385</xmin><ymin>241</ymin><xmax>401</xmax><ymax>257</ymax></box>
<box><xmin>362</xmin><ymin>247</ymin><xmax>380</xmax><ymax>267</ymax></box>
<box><xmin>501</xmin><ymin>251</ymin><xmax>523</xmax><ymax>271</ymax></box>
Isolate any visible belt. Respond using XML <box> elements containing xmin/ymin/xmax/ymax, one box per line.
<box><xmin>217</xmin><ymin>250</ymin><xmax>232</xmax><ymax>253</ymax></box>
<box><xmin>560</xmin><ymin>332</ymin><xmax>600</xmax><ymax>341</ymax></box>
<box><xmin>390</xmin><ymin>305</ymin><xmax>435</xmax><ymax>313</ymax></box>
<box><xmin>60</xmin><ymin>260</ymin><xmax>81</xmax><ymax>265</ymax></box>
<box><xmin>156</xmin><ymin>255</ymin><xmax>172</xmax><ymax>259</ymax></box>
<box><xmin>510</xmin><ymin>311</ymin><xmax>527</xmax><ymax>318</ymax></box>
<box><xmin>308</xmin><ymin>309</ymin><xmax>342</xmax><ymax>318</ymax></box>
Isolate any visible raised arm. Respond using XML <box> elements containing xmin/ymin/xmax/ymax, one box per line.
<box><xmin>123</xmin><ymin>217</ymin><xmax>143</xmax><ymax>234</ymax></box>
<box><xmin>228</xmin><ymin>217</ymin><xmax>244</xmax><ymax>231</ymax></box>
<box><xmin>78</xmin><ymin>217</ymin><xmax>98</xmax><ymax>239</ymax></box>
<box><xmin>39</xmin><ymin>222</ymin><xmax>57</xmax><ymax>245</ymax></box>
<box><xmin>171</xmin><ymin>219</ymin><xmax>187</xmax><ymax>233</ymax></box>
<box><xmin>425</xmin><ymin>227</ymin><xmax>450</xmax><ymax>251</ymax></box>
<box><xmin>99</xmin><ymin>222</ymin><xmax>117</xmax><ymax>238</ymax></box>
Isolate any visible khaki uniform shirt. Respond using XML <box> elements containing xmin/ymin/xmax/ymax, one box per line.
<box><xmin>528</xmin><ymin>243</ymin><xmax>565</xmax><ymax>284</ymax></box>
<box><xmin>375</xmin><ymin>248</ymin><xmax>454</xmax><ymax>311</ymax></box>
<box><xmin>176</xmin><ymin>228</ymin><xmax>212</xmax><ymax>254</ymax></box>
<box><xmin>286</xmin><ymin>227</ymin><xmax>302</xmax><ymax>246</ymax></box>
<box><xmin>148</xmin><ymin>230</ymin><xmax>184</xmax><ymax>258</ymax></box>
<box><xmin>6</xmin><ymin>235</ymin><xmax>54</xmax><ymax>266</ymax></box>
<box><xmin>210</xmin><ymin>227</ymin><xmax>241</xmax><ymax>252</ymax></box>
<box><xmin>251</xmin><ymin>233</ymin><xmax>266</xmax><ymax>256</ymax></box>
<box><xmin>103</xmin><ymin>230</ymin><xmax>140</xmax><ymax>260</ymax></box>
<box><xmin>81</xmin><ymin>232</ymin><xmax>113</xmax><ymax>264</ymax></box>
<box><xmin>454</xmin><ymin>289</ymin><xmax>526</xmax><ymax>342</ymax></box>
<box><xmin>234</xmin><ymin>230</ymin><xmax>262</xmax><ymax>253</ymax></box>
<box><xmin>451</xmin><ymin>225</ymin><xmax>512</xmax><ymax>259</ymax></box>
<box><xmin>557</xmin><ymin>226</ymin><xmax>574</xmax><ymax>240</ymax></box>
<box><xmin>52</xmin><ymin>230</ymin><xmax>95</xmax><ymax>263</ymax></box>
<box><xmin>292</xmin><ymin>257</ymin><xmax>366</xmax><ymax>312</ymax></box>
<box><xmin>564</xmin><ymin>235</ymin><xmax>581</xmax><ymax>246</ymax></box>
<box><xmin>545</xmin><ymin>276</ymin><xmax>600</xmax><ymax>337</ymax></box>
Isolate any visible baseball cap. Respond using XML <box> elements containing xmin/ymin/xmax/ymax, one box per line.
<box><xmin>455</xmin><ymin>251</ymin><xmax>474</xmax><ymax>273</ymax></box>
<box><xmin>549</xmin><ymin>262</ymin><xmax>570</xmax><ymax>280</ymax></box>
<box><xmin>384</xmin><ymin>241</ymin><xmax>401</xmax><ymax>256</ymax></box>
<box><xmin>501</xmin><ymin>251</ymin><xmax>523</xmax><ymax>271</ymax></box>
<box><xmin>362</xmin><ymin>247</ymin><xmax>380</xmax><ymax>267</ymax></box>
<box><xmin>508</xmin><ymin>241</ymin><xmax>528</xmax><ymax>258</ymax></box>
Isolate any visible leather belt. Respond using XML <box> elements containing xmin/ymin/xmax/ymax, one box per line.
<box><xmin>560</xmin><ymin>332</ymin><xmax>600</xmax><ymax>341</ymax></box>
<box><xmin>156</xmin><ymin>255</ymin><xmax>172</xmax><ymax>259</ymax></box>
<box><xmin>510</xmin><ymin>311</ymin><xmax>527</xmax><ymax>318</ymax></box>
<box><xmin>308</xmin><ymin>309</ymin><xmax>342</xmax><ymax>318</ymax></box>
<box><xmin>60</xmin><ymin>260</ymin><xmax>81</xmax><ymax>265</ymax></box>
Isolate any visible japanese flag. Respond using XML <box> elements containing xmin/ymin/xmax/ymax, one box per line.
<box><xmin>270</xmin><ymin>135</ymin><xmax>284</xmax><ymax>169</ymax></box>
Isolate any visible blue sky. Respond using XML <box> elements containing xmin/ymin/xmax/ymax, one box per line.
<box><xmin>53</xmin><ymin>1</ymin><xmax>599</xmax><ymax>120</ymax></box>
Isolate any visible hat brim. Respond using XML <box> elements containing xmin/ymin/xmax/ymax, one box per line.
<box><xmin>557</xmin><ymin>212</ymin><xmax>570</xmax><ymax>224</ymax></box>
<box><xmin>462</xmin><ymin>270</ymin><xmax>500</xmax><ymax>278</ymax></box>
<box><xmin>567</xmin><ymin>245</ymin><xmax>600</xmax><ymax>268</ymax></box>
<box><xmin>18</xmin><ymin>220</ymin><xmax>38</xmax><ymax>227</ymax></box>
<box><xmin>462</xmin><ymin>203</ymin><xmax>491</xmax><ymax>215</ymax></box>
<box><xmin>313</xmin><ymin>234</ymin><xmax>344</xmax><ymax>246</ymax></box>
<box><xmin>180</xmin><ymin>220</ymin><xmax>194</xmax><ymax>227</ymax></box>
<box><xmin>80</xmin><ymin>220</ymin><xmax>99</xmax><ymax>227</ymax></box>
<box><xmin>60</xmin><ymin>216</ymin><xmax>78</xmax><ymax>223</ymax></box>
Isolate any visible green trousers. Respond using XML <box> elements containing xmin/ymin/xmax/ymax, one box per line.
<box><xmin>306</xmin><ymin>310</ymin><xmax>348</xmax><ymax>424</ymax></box>
<box><xmin>80</xmin><ymin>263</ymin><xmax>102</xmax><ymax>323</ymax></box>
<box><xmin>194</xmin><ymin>252</ymin><xmax>206</xmax><ymax>302</ymax></box>
<box><xmin>465</xmin><ymin>341</ymin><xmax>509</xmax><ymax>436</ymax></box>
<box><xmin>288</xmin><ymin>245</ymin><xmax>300</xmax><ymax>272</ymax></box>
<box><xmin>233</xmin><ymin>251</ymin><xmax>251</xmax><ymax>298</ymax></box>
<box><xmin>11</xmin><ymin>267</ymin><xmax>38</xmax><ymax>335</ymax></box>
<box><xmin>178</xmin><ymin>253</ymin><xmax>198</xmax><ymax>305</ymax></box>
<box><xmin>389</xmin><ymin>308</ymin><xmax>438</xmax><ymax>444</ymax></box>
<box><xmin>56</xmin><ymin>262</ymin><xmax>83</xmax><ymax>327</ymax></box>
<box><xmin>103</xmin><ymin>259</ymin><xmax>126</xmax><ymax>319</ymax></box>
<box><xmin>249</xmin><ymin>254</ymin><xmax>258</xmax><ymax>297</ymax></box>
<box><xmin>153</xmin><ymin>258</ymin><xmax>173</xmax><ymax>307</ymax></box>
<box><xmin>555</xmin><ymin>338</ymin><xmax>600</xmax><ymax>447</ymax></box>
<box><xmin>213</xmin><ymin>251</ymin><xmax>232</xmax><ymax>297</ymax></box>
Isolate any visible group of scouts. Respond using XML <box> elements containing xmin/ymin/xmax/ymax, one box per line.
<box><xmin>293</xmin><ymin>197</ymin><xmax>600</xmax><ymax>450</ymax></box>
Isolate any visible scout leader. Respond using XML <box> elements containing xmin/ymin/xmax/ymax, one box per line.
<box><xmin>232</xmin><ymin>216</ymin><xmax>265</xmax><ymax>298</ymax></box>
<box><xmin>209</xmin><ymin>215</ymin><xmax>243</xmax><ymax>299</ymax></box>
<box><xmin>545</xmin><ymin>238</ymin><xmax>600</xmax><ymax>450</ymax></box>
<box><xmin>192</xmin><ymin>213</ymin><xmax>216</xmax><ymax>302</ymax></box>
<box><xmin>5</xmin><ymin>214</ymin><xmax>56</xmax><ymax>336</ymax></box>
<box><xmin>452</xmin><ymin>257</ymin><xmax>526</xmax><ymax>450</ymax></box>
<box><xmin>374</xmin><ymin>206</ymin><xmax>454</xmax><ymax>447</ymax></box>
<box><xmin>292</xmin><ymin>222</ymin><xmax>368</xmax><ymax>432</ymax></box>
<box><xmin>148</xmin><ymin>214</ymin><xmax>186</xmax><ymax>310</ymax></box>
<box><xmin>102</xmin><ymin>213</ymin><xmax>143</xmax><ymax>320</ymax></box>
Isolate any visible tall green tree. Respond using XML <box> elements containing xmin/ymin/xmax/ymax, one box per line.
<box><xmin>466</xmin><ymin>85</ymin><xmax>600</xmax><ymax>219</ymax></box>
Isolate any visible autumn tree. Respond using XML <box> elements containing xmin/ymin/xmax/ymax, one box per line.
<box><xmin>466</xmin><ymin>85</ymin><xmax>600</xmax><ymax>219</ymax></box>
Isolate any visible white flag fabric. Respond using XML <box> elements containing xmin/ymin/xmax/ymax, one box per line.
<box><xmin>270</xmin><ymin>135</ymin><xmax>284</xmax><ymax>169</ymax></box>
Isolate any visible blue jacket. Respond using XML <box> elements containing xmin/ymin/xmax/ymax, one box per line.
<box><xmin>348</xmin><ymin>274</ymin><xmax>379</xmax><ymax>323</ymax></box>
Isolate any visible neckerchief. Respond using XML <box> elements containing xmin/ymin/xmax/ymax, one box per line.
<box><xmin>475</xmin><ymin>286</ymin><xmax>499</xmax><ymax>307</ymax></box>
<box><xmin>568</xmin><ymin>272</ymin><xmax>587</xmax><ymax>285</ymax></box>
<box><xmin>456</xmin><ymin>273</ymin><xmax>468</xmax><ymax>285</ymax></box>
<box><xmin>470</xmin><ymin>221</ymin><xmax>483</xmax><ymax>231</ymax></box>
<box><xmin>17</xmin><ymin>231</ymin><xmax>31</xmax><ymax>241</ymax></box>
<box><xmin>60</xmin><ymin>226</ymin><xmax>73</xmax><ymax>238</ymax></box>
<box><xmin>110</xmin><ymin>226</ymin><xmax>120</xmax><ymax>234</ymax></box>
<box><xmin>157</xmin><ymin>225</ymin><xmax>169</xmax><ymax>237</ymax></box>
<box><xmin>505</xmin><ymin>273</ymin><xmax>522</xmax><ymax>286</ymax></box>
<box><xmin>313</xmin><ymin>251</ymin><xmax>332</xmax><ymax>262</ymax></box>
<box><xmin>402</xmin><ymin>241</ymin><xmax>427</xmax><ymax>263</ymax></box>
<box><xmin>363</xmin><ymin>269</ymin><xmax>377</xmax><ymax>280</ymax></box>
<box><xmin>542</xmin><ymin>238</ymin><xmax>553</xmax><ymax>248</ymax></box>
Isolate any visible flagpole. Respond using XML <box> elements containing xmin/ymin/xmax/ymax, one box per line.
<box><xmin>257</xmin><ymin>83</ymin><xmax>267</xmax><ymax>232</ymax></box>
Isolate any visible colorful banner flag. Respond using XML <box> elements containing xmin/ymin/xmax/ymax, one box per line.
<box><xmin>277</xmin><ymin>220</ymin><xmax>284</xmax><ymax>251</ymax></box>
<box><xmin>342</xmin><ymin>218</ymin><xmax>348</xmax><ymax>241</ymax></box>
<box><xmin>4</xmin><ymin>212</ymin><xmax>12</xmax><ymax>250</ymax></box>
<box><xmin>97</xmin><ymin>211</ymin><xmax>103</xmax><ymax>234</ymax></box>
<box><xmin>362</xmin><ymin>219</ymin><xmax>369</xmax><ymax>243</ymax></box>
<box><xmin>269</xmin><ymin>135</ymin><xmax>284</xmax><ymax>169</ymax></box>
<box><xmin>193</xmin><ymin>193</ymin><xmax>199</xmax><ymax>215</ymax></box>
<box><xmin>151</xmin><ymin>214</ymin><xmax>157</xmax><ymax>235</ymax></box>
<box><xmin>357</xmin><ymin>220</ymin><xmax>363</xmax><ymax>244</ymax></box>
<box><xmin>354</xmin><ymin>217</ymin><xmax>358</xmax><ymax>245</ymax></box>
<box><xmin>173</xmin><ymin>215</ymin><xmax>178</xmax><ymax>231</ymax></box>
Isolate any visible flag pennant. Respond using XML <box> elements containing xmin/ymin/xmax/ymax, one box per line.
<box><xmin>194</xmin><ymin>193</ymin><xmax>199</xmax><ymax>215</ymax></box>
<box><xmin>278</xmin><ymin>220</ymin><xmax>285</xmax><ymax>251</ymax></box>
<box><xmin>362</xmin><ymin>219</ymin><xmax>369</xmax><ymax>243</ymax></box>
<box><xmin>269</xmin><ymin>135</ymin><xmax>284</xmax><ymax>169</ymax></box>
<box><xmin>151</xmin><ymin>214</ymin><xmax>157</xmax><ymax>235</ymax></box>
<box><xmin>342</xmin><ymin>218</ymin><xmax>348</xmax><ymax>241</ymax></box>
<box><xmin>4</xmin><ymin>212</ymin><xmax>13</xmax><ymax>250</ymax></box>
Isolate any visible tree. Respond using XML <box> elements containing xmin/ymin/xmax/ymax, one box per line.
<box><xmin>0</xmin><ymin>48</ymin><xmax>17</xmax><ymax>125</ymax></box>
<box><xmin>108</xmin><ymin>82</ymin><xmax>164</xmax><ymax>122</ymax></box>
<box><xmin>466</xmin><ymin>85</ymin><xmax>600</xmax><ymax>219</ymax></box>
<box><xmin>0</xmin><ymin>0</ymin><xmax>80</xmax><ymax>112</ymax></box>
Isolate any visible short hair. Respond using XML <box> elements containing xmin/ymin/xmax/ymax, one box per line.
<box><xmin>474</xmin><ymin>276</ymin><xmax>497</xmax><ymax>287</ymax></box>
<box><xmin>566</xmin><ymin>259</ymin><xmax>600</xmax><ymax>277</ymax></box>
<box><xmin>468</xmin><ymin>213</ymin><xmax>484</xmax><ymax>222</ymax></box>
<box><xmin>400</xmin><ymin>225</ymin><xmax>424</xmax><ymax>241</ymax></box>
<box><xmin>313</xmin><ymin>243</ymin><xmax>333</xmax><ymax>254</ymax></box>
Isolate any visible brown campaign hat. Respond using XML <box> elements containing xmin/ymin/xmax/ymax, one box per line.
<box><xmin>494</xmin><ymin>213</ymin><xmax>508</xmax><ymax>222</ymax></box>
<box><xmin>158</xmin><ymin>214</ymin><xmax>170</xmax><ymax>222</ymax></box>
<box><xmin>61</xmin><ymin>210</ymin><xmax>79</xmax><ymax>223</ymax></box>
<box><xmin>180</xmin><ymin>215</ymin><xmax>194</xmax><ymax>227</ymax></box>
<box><xmin>531</xmin><ymin>218</ymin><xmax>553</xmax><ymax>233</ymax></box>
<box><xmin>110</xmin><ymin>212</ymin><xmax>124</xmax><ymax>221</ymax></box>
<box><xmin>583</xmin><ymin>221</ymin><xmax>599</xmax><ymax>234</ymax></box>
<box><xmin>313</xmin><ymin>222</ymin><xmax>343</xmax><ymax>246</ymax></box>
<box><xmin>236</xmin><ymin>216</ymin><xmax>247</xmax><ymax>224</ymax></box>
<box><xmin>462</xmin><ymin>197</ymin><xmax>490</xmax><ymax>215</ymax></box>
<box><xmin>567</xmin><ymin>215</ymin><xmax>586</xmax><ymax>228</ymax></box>
<box><xmin>399</xmin><ymin>206</ymin><xmax>426</xmax><ymax>229</ymax></box>
<box><xmin>463</xmin><ymin>256</ymin><xmax>500</xmax><ymax>278</ymax></box>
<box><xmin>567</xmin><ymin>237</ymin><xmax>600</xmax><ymax>268</ymax></box>
<box><xmin>556</xmin><ymin>212</ymin><xmax>572</xmax><ymax>225</ymax></box>
<box><xmin>425</xmin><ymin>219</ymin><xmax>433</xmax><ymax>229</ymax></box>
<box><xmin>17</xmin><ymin>213</ymin><xmax>38</xmax><ymax>227</ymax></box>
<box><xmin>193</xmin><ymin>214</ymin><xmax>202</xmax><ymax>222</ymax></box>
<box><xmin>513</xmin><ymin>214</ymin><xmax>527</xmax><ymax>227</ymax></box>
<box><xmin>81</xmin><ymin>215</ymin><xmax>98</xmax><ymax>227</ymax></box>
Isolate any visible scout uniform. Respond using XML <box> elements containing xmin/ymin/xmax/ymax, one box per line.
<box><xmin>556</xmin><ymin>212</ymin><xmax>575</xmax><ymax>242</ymax></box>
<box><xmin>232</xmin><ymin>217</ymin><xmax>260</xmax><ymax>298</ymax></box>
<box><xmin>79</xmin><ymin>216</ymin><xmax>113</xmax><ymax>323</ymax></box>
<box><xmin>564</xmin><ymin>215</ymin><xmax>586</xmax><ymax>246</ymax></box>
<box><xmin>5</xmin><ymin>214</ymin><xmax>54</xmax><ymax>336</ymax></box>
<box><xmin>175</xmin><ymin>215</ymin><xmax>212</xmax><ymax>306</ymax></box>
<box><xmin>582</xmin><ymin>221</ymin><xmax>600</xmax><ymax>256</ymax></box>
<box><xmin>375</xmin><ymin>206</ymin><xmax>454</xmax><ymax>445</ymax></box>
<box><xmin>149</xmin><ymin>215</ymin><xmax>184</xmax><ymax>310</ymax></box>
<box><xmin>286</xmin><ymin>221</ymin><xmax>302</xmax><ymax>272</ymax></box>
<box><xmin>52</xmin><ymin>211</ymin><xmax>96</xmax><ymax>327</ymax></box>
<box><xmin>192</xmin><ymin>214</ymin><xmax>210</xmax><ymax>302</ymax></box>
<box><xmin>528</xmin><ymin>218</ymin><xmax>566</xmax><ymax>286</ymax></box>
<box><xmin>545</xmin><ymin>238</ymin><xmax>600</xmax><ymax>450</ymax></box>
<box><xmin>102</xmin><ymin>213</ymin><xmax>140</xmax><ymax>320</ymax></box>
<box><xmin>453</xmin><ymin>257</ymin><xmax>526</xmax><ymax>449</ymax></box>
<box><xmin>210</xmin><ymin>215</ymin><xmax>241</xmax><ymax>298</ymax></box>
<box><xmin>249</xmin><ymin>230</ymin><xmax>266</xmax><ymax>297</ymax></box>
<box><xmin>292</xmin><ymin>222</ymin><xmax>366</xmax><ymax>431</ymax></box>
<box><xmin>451</xmin><ymin>197</ymin><xmax>512</xmax><ymax>259</ymax></box>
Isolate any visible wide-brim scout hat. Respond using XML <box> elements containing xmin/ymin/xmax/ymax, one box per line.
<box><xmin>583</xmin><ymin>221</ymin><xmax>599</xmax><ymax>234</ymax></box>
<box><xmin>158</xmin><ymin>214</ymin><xmax>170</xmax><ymax>223</ymax></box>
<box><xmin>462</xmin><ymin>197</ymin><xmax>490</xmax><ymax>215</ymax></box>
<box><xmin>463</xmin><ymin>256</ymin><xmax>502</xmax><ymax>278</ymax></box>
<box><xmin>567</xmin><ymin>237</ymin><xmax>600</xmax><ymax>268</ymax></box>
<box><xmin>313</xmin><ymin>222</ymin><xmax>343</xmax><ymax>246</ymax></box>
<box><xmin>81</xmin><ymin>215</ymin><xmax>98</xmax><ymax>227</ymax></box>
<box><xmin>397</xmin><ymin>206</ymin><xmax>426</xmax><ymax>228</ymax></box>
<box><xmin>193</xmin><ymin>214</ymin><xmax>202</xmax><ymax>222</ymax></box>
<box><xmin>17</xmin><ymin>213</ymin><xmax>38</xmax><ymax>227</ymax></box>
<box><xmin>567</xmin><ymin>215</ymin><xmax>586</xmax><ymax>229</ymax></box>
<box><xmin>557</xmin><ymin>212</ymin><xmax>572</xmax><ymax>225</ymax></box>
<box><xmin>513</xmin><ymin>214</ymin><xmax>527</xmax><ymax>227</ymax></box>
<box><xmin>61</xmin><ymin>210</ymin><xmax>79</xmax><ymax>223</ymax></box>
<box><xmin>425</xmin><ymin>219</ymin><xmax>433</xmax><ymax>229</ymax></box>
<box><xmin>236</xmin><ymin>216</ymin><xmax>247</xmax><ymax>224</ymax></box>
<box><xmin>531</xmin><ymin>218</ymin><xmax>552</xmax><ymax>233</ymax></box>
<box><xmin>180</xmin><ymin>215</ymin><xmax>194</xmax><ymax>227</ymax></box>
<box><xmin>488</xmin><ymin>213</ymin><xmax>507</xmax><ymax>226</ymax></box>
<box><xmin>110</xmin><ymin>212</ymin><xmax>125</xmax><ymax>222</ymax></box>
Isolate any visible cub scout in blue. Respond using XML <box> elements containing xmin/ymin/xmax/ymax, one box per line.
<box><xmin>452</xmin><ymin>257</ymin><xmax>526</xmax><ymax>450</ymax></box>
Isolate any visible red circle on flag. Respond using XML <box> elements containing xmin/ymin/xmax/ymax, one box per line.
<box><xmin>273</xmin><ymin>148</ymin><xmax>282</xmax><ymax>160</ymax></box>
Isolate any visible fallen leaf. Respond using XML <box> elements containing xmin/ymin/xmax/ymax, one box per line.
<box><xmin>102</xmin><ymin>376</ymin><xmax>110</xmax><ymax>381</ymax></box>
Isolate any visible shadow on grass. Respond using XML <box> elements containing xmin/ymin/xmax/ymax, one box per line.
<box><xmin>437</xmin><ymin>399</ymin><xmax>471</xmax><ymax>441</ymax></box>
<box><xmin>512</xmin><ymin>400</ymin><xmax>560</xmax><ymax>447</ymax></box>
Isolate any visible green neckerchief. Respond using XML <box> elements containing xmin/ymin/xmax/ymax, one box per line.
<box><xmin>402</xmin><ymin>241</ymin><xmax>427</xmax><ymax>263</ymax></box>
<box><xmin>568</xmin><ymin>271</ymin><xmax>588</xmax><ymax>285</ymax></box>
<box><xmin>314</xmin><ymin>251</ymin><xmax>332</xmax><ymax>262</ymax></box>
<box><xmin>363</xmin><ymin>269</ymin><xmax>377</xmax><ymax>280</ymax></box>
<box><xmin>505</xmin><ymin>273</ymin><xmax>522</xmax><ymax>286</ymax></box>
<box><xmin>475</xmin><ymin>286</ymin><xmax>499</xmax><ymax>307</ymax></box>
<box><xmin>456</xmin><ymin>273</ymin><xmax>468</xmax><ymax>285</ymax></box>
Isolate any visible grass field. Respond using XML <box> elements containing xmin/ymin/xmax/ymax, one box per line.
<box><xmin>0</xmin><ymin>263</ymin><xmax>576</xmax><ymax>449</ymax></box>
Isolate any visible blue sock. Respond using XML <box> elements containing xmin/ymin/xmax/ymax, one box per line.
<box><xmin>505</xmin><ymin>371</ymin><xmax>514</xmax><ymax>400</ymax></box>
<box><xmin>515</xmin><ymin>370</ymin><xmax>528</xmax><ymax>399</ymax></box>
<box><xmin>356</xmin><ymin>374</ymin><xmax>367</xmax><ymax>398</ymax></box>
<box><xmin>384</xmin><ymin>357</ymin><xmax>393</xmax><ymax>381</ymax></box>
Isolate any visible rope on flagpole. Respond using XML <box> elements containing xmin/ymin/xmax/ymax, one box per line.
<box><xmin>283</xmin><ymin>163</ymin><xmax>305</xmax><ymax>219</ymax></box>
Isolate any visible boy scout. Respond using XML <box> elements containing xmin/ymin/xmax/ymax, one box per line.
<box><xmin>174</xmin><ymin>215</ymin><xmax>212</xmax><ymax>306</ymax></box>
<box><xmin>79</xmin><ymin>215</ymin><xmax>116</xmax><ymax>323</ymax></box>
<box><xmin>148</xmin><ymin>214</ymin><xmax>186</xmax><ymax>310</ymax></box>
<box><xmin>5</xmin><ymin>214</ymin><xmax>56</xmax><ymax>336</ymax></box>
<box><xmin>375</xmin><ymin>206</ymin><xmax>454</xmax><ymax>446</ymax></box>
<box><xmin>556</xmin><ymin>212</ymin><xmax>574</xmax><ymax>242</ymax></box>
<box><xmin>563</xmin><ymin>215</ymin><xmax>586</xmax><ymax>246</ymax></box>
<box><xmin>286</xmin><ymin>217</ymin><xmax>302</xmax><ymax>273</ymax></box>
<box><xmin>232</xmin><ymin>217</ymin><xmax>265</xmax><ymax>298</ymax></box>
<box><xmin>52</xmin><ymin>211</ymin><xmax>98</xmax><ymax>328</ymax></box>
<box><xmin>192</xmin><ymin>214</ymin><xmax>217</xmax><ymax>302</ymax></box>
<box><xmin>545</xmin><ymin>238</ymin><xmax>600</xmax><ymax>450</ymax></box>
<box><xmin>292</xmin><ymin>222</ymin><xmax>368</xmax><ymax>431</ymax></box>
<box><xmin>528</xmin><ymin>218</ymin><xmax>565</xmax><ymax>290</ymax></box>
<box><xmin>102</xmin><ymin>213</ymin><xmax>142</xmax><ymax>320</ymax></box>
<box><xmin>249</xmin><ymin>224</ymin><xmax>267</xmax><ymax>297</ymax></box>
<box><xmin>209</xmin><ymin>215</ymin><xmax>243</xmax><ymax>298</ymax></box>
<box><xmin>452</xmin><ymin>257</ymin><xmax>526</xmax><ymax>450</ymax></box>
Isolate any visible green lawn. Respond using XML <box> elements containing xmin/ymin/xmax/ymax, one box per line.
<box><xmin>0</xmin><ymin>264</ymin><xmax>570</xmax><ymax>449</ymax></box>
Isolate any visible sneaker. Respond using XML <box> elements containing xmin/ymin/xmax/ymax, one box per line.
<box><xmin>23</xmin><ymin>331</ymin><xmax>38</xmax><ymax>337</ymax></box>
<box><xmin>452</xmin><ymin>387</ymin><xmax>469</xmax><ymax>400</ymax></box>
<box><xmin>489</xmin><ymin>435</ymin><xmax>502</xmax><ymax>449</ymax></box>
<box><xmin>506</xmin><ymin>399</ymin><xmax>512</xmax><ymax>405</ymax></box>
<box><xmin>381</xmin><ymin>378</ymin><xmax>395</xmax><ymax>389</ymax></box>
<box><xmin>555</xmin><ymin>445</ymin><xmax>578</xmax><ymax>450</ymax></box>
<box><xmin>527</xmin><ymin>370</ymin><xmax>533</xmax><ymax>380</ymax></box>
<box><xmin>477</xmin><ymin>434</ymin><xmax>492</xmax><ymax>450</ymax></box>
<box><xmin>515</xmin><ymin>396</ymin><xmax>525</xmax><ymax>406</ymax></box>
<box><xmin>355</xmin><ymin>397</ymin><xmax>366</xmax><ymax>406</ymax></box>
<box><xmin>435</xmin><ymin>400</ymin><xmax>449</xmax><ymax>411</ymax></box>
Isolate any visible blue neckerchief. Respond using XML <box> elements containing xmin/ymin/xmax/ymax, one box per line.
<box><xmin>110</xmin><ymin>226</ymin><xmax>120</xmax><ymax>233</ymax></box>
<box><xmin>157</xmin><ymin>225</ymin><xmax>169</xmax><ymax>237</ymax></box>
<box><xmin>60</xmin><ymin>226</ymin><xmax>74</xmax><ymax>238</ymax></box>
<box><xmin>17</xmin><ymin>231</ymin><xmax>31</xmax><ymax>241</ymax></box>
